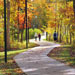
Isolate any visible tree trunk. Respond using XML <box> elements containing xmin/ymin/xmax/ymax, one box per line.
<box><xmin>17</xmin><ymin>0</ymin><xmax>20</xmax><ymax>42</ymax></box>
<box><xmin>17</xmin><ymin>30</ymin><xmax>20</xmax><ymax>42</ymax></box>
<box><xmin>57</xmin><ymin>23</ymin><xmax>60</xmax><ymax>42</ymax></box>
<box><xmin>66</xmin><ymin>26</ymin><xmax>69</xmax><ymax>43</ymax></box>
<box><xmin>60</xmin><ymin>20</ymin><xmax>62</xmax><ymax>42</ymax></box>
<box><xmin>21</xmin><ymin>30</ymin><xmax>24</xmax><ymax>42</ymax></box>
<box><xmin>28</xmin><ymin>28</ymin><xmax>29</xmax><ymax>43</ymax></box>
<box><xmin>73</xmin><ymin>0</ymin><xmax>75</xmax><ymax>16</ymax></box>
<box><xmin>12</xmin><ymin>30</ymin><xmax>14</xmax><ymax>42</ymax></box>
<box><xmin>70</xmin><ymin>32</ymin><xmax>72</xmax><ymax>44</ymax></box>
<box><xmin>7</xmin><ymin>0</ymin><xmax>10</xmax><ymax>49</ymax></box>
<box><xmin>73</xmin><ymin>33</ymin><xmax>75</xmax><ymax>44</ymax></box>
<box><xmin>60</xmin><ymin>25</ymin><xmax>62</xmax><ymax>42</ymax></box>
<box><xmin>46</xmin><ymin>32</ymin><xmax>48</xmax><ymax>40</ymax></box>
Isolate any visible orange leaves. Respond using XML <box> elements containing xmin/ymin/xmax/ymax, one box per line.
<box><xmin>14</xmin><ymin>13</ymin><xmax>32</xmax><ymax>29</ymax></box>
<box><xmin>59</xmin><ymin>7</ymin><xmax>66</xmax><ymax>13</ymax></box>
<box><xmin>50</xmin><ymin>23</ymin><xmax>56</xmax><ymax>28</ymax></box>
<box><xmin>19</xmin><ymin>24</ymin><xmax>31</xmax><ymax>29</ymax></box>
<box><xmin>0</xmin><ymin>0</ymin><xmax>3</xmax><ymax>6</ymax></box>
<box><xmin>19</xmin><ymin>14</ymin><xmax>25</xmax><ymax>25</ymax></box>
<box><xmin>48</xmin><ymin>21</ymin><xmax>56</xmax><ymax>28</ymax></box>
<box><xmin>59</xmin><ymin>5</ymin><xmax>74</xmax><ymax>18</ymax></box>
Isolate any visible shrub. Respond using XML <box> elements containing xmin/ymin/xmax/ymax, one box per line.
<box><xmin>29</xmin><ymin>28</ymin><xmax>42</xmax><ymax>39</ymax></box>
<box><xmin>29</xmin><ymin>29</ymin><xmax>34</xmax><ymax>39</ymax></box>
<box><xmin>10</xmin><ymin>41</ymin><xmax>26</xmax><ymax>50</ymax></box>
<box><xmin>33</xmin><ymin>28</ymin><xmax>42</xmax><ymax>35</ymax></box>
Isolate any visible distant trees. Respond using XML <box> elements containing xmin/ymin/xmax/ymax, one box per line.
<box><xmin>0</xmin><ymin>0</ymin><xmax>75</xmax><ymax>51</ymax></box>
<box><xmin>45</xmin><ymin>0</ymin><xmax>75</xmax><ymax>44</ymax></box>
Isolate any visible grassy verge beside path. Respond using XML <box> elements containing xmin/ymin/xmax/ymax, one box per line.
<box><xmin>48</xmin><ymin>45</ymin><xmax>75</xmax><ymax>68</ymax></box>
<box><xmin>0</xmin><ymin>43</ymin><xmax>39</xmax><ymax>75</ymax></box>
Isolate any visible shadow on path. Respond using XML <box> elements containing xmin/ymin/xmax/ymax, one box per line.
<box><xmin>14</xmin><ymin>39</ymin><xmax>75</xmax><ymax>75</ymax></box>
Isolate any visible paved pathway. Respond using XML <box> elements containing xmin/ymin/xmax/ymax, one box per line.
<box><xmin>14</xmin><ymin>38</ymin><xmax>75</xmax><ymax>75</ymax></box>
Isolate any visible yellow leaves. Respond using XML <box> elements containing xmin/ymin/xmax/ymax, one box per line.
<box><xmin>45</xmin><ymin>27</ymin><xmax>54</xmax><ymax>34</ymax></box>
<box><xmin>65</xmin><ymin>18</ymin><xmax>70</xmax><ymax>22</ymax></box>
<box><xmin>28</xmin><ymin>3</ymin><xmax>33</xmax><ymax>8</ymax></box>
<box><xmin>64</xmin><ymin>18</ymin><xmax>70</xmax><ymax>25</ymax></box>
<box><xmin>67</xmin><ymin>1</ymin><xmax>73</xmax><ymax>7</ymax></box>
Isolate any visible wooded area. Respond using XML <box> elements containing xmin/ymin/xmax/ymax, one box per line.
<box><xmin>0</xmin><ymin>0</ymin><xmax>75</xmax><ymax>50</ymax></box>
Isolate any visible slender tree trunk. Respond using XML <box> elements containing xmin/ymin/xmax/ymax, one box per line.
<box><xmin>17</xmin><ymin>30</ymin><xmax>20</xmax><ymax>42</ymax></box>
<box><xmin>57</xmin><ymin>23</ymin><xmax>60</xmax><ymax>42</ymax></box>
<box><xmin>7</xmin><ymin>0</ymin><xmax>10</xmax><ymax>49</ymax></box>
<box><xmin>17</xmin><ymin>0</ymin><xmax>20</xmax><ymax>42</ymax></box>
<box><xmin>70</xmin><ymin>32</ymin><xmax>72</xmax><ymax>44</ymax></box>
<box><xmin>21</xmin><ymin>29</ymin><xmax>24</xmax><ymax>42</ymax></box>
<box><xmin>64</xmin><ymin>26</ymin><xmax>66</xmax><ymax>42</ymax></box>
<box><xmin>12</xmin><ymin>30</ymin><xmax>14</xmax><ymax>42</ymax></box>
<box><xmin>60</xmin><ymin>20</ymin><xmax>62</xmax><ymax>42</ymax></box>
<box><xmin>72</xmin><ymin>0</ymin><xmax>75</xmax><ymax>44</ymax></box>
<box><xmin>66</xmin><ymin>26</ymin><xmax>69</xmax><ymax>43</ymax></box>
<box><xmin>60</xmin><ymin>25</ymin><xmax>61</xmax><ymax>42</ymax></box>
<box><xmin>46</xmin><ymin>32</ymin><xmax>48</xmax><ymax>40</ymax></box>
<box><xmin>28</xmin><ymin>28</ymin><xmax>29</xmax><ymax>43</ymax></box>
<box><xmin>73</xmin><ymin>33</ymin><xmax>75</xmax><ymax>44</ymax></box>
<box><xmin>73</xmin><ymin>0</ymin><xmax>75</xmax><ymax>17</ymax></box>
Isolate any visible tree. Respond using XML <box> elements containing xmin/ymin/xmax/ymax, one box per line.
<box><xmin>73</xmin><ymin>0</ymin><xmax>75</xmax><ymax>16</ymax></box>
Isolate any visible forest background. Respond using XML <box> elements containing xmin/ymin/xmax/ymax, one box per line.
<box><xmin>0</xmin><ymin>0</ymin><xmax>75</xmax><ymax>51</ymax></box>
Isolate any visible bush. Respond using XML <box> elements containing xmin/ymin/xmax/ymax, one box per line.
<box><xmin>29</xmin><ymin>29</ymin><xmax>34</xmax><ymax>39</ymax></box>
<box><xmin>33</xmin><ymin>28</ymin><xmax>42</xmax><ymax>35</ymax></box>
<box><xmin>10</xmin><ymin>41</ymin><xmax>26</xmax><ymax>50</ymax></box>
<box><xmin>0</xmin><ymin>28</ymin><xmax>42</xmax><ymax>51</ymax></box>
<box><xmin>10</xmin><ymin>41</ymin><xmax>39</xmax><ymax>50</ymax></box>
<box><xmin>29</xmin><ymin>28</ymin><xmax>42</xmax><ymax>39</ymax></box>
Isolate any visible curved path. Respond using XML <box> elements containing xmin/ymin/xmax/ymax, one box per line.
<box><xmin>14</xmin><ymin>40</ymin><xmax>75</xmax><ymax>75</ymax></box>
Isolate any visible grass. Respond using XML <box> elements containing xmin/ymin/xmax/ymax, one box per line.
<box><xmin>0</xmin><ymin>42</ymin><xmax>39</xmax><ymax>52</ymax></box>
<box><xmin>48</xmin><ymin>45</ymin><xmax>75</xmax><ymax>68</ymax></box>
<box><xmin>46</xmin><ymin>37</ymin><xmax>75</xmax><ymax>67</ymax></box>
<box><xmin>0</xmin><ymin>42</ymin><xmax>39</xmax><ymax>75</ymax></box>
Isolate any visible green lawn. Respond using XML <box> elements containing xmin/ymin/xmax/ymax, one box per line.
<box><xmin>0</xmin><ymin>42</ymin><xmax>39</xmax><ymax>75</ymax></box>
